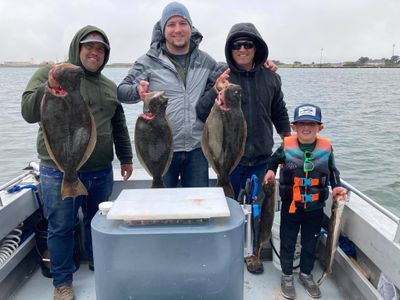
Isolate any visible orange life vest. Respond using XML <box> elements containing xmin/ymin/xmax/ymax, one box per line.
<box><xmin>279</xmin><ymin>136</ymin><xmax>331</xmax><ymax>213</ymax></box>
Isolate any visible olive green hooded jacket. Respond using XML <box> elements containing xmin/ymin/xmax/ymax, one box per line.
<box><xmin>21</xmin><ymin>25</ymin><xmax>133</xmax><ymax>172</ymax></box>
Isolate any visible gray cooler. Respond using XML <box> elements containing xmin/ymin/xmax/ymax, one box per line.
<box><xmin>91</xmin><ymin>187</ymin><xmax>244</xmax><ymax>300</ymax></box>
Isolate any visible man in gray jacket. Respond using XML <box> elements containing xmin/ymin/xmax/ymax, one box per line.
<box><xmin>118</xmin><ymin>1</ymin><xmax>221</xmax><ymax>187</ymax></box>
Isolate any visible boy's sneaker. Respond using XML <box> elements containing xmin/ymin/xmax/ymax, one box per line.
<box><xmin>281</xmin><ymin>274</ymin><xmax>296</xmax><ymax>299</ymax></box>
<box><xmin>244</xmin><ymin>254</ymin><xmax>264</xmax><ymax>274</ymax></box>
<box><xmin>299</xmin><ymin>273</ymin><xmax>321</xmax><ymax>299</ymax></box>
<box><xmin>54</xmin><ymin>282</ymin><xmax>74</xmax><ymax>300</ymax></box>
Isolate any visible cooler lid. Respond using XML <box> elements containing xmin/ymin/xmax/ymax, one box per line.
<box><xmin>106</xmin><ymin>187</ymin><xmax>230</xmax><ymax>221</ymax></box>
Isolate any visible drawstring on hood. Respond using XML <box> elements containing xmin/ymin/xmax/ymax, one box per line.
<box><xmin>67</xmin><ymin>25</ymin><xmax>111</xmax><ymax>77</ymax></box>
<box><xmin>225</xmin><ymin>23</ymin><xmax>269</xmax><ymax>72</ymax></box>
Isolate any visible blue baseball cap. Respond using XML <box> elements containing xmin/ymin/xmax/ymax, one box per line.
<box><xmin>292</xmin><ymin>104</ymin><xmax>322</xmax><ymax>124</ymax></box>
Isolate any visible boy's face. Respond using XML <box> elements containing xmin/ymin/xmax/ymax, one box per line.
<box><xmin>291</xmin><ymin>121</ymin><xmax>323</xmax><ymax>144</ymax></box>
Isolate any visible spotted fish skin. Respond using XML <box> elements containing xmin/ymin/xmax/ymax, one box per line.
<box><xmin>134</xmin><ymin>91</ymin><xmax>173</xmax><ymax>188</ymax></box>
<box><xmin>40</xmin><ymin>63</ymin><xmax>96</xmax><ymax>199</ymax></box>
<box><xmin>201</xmin><ymin>84</ymin><xmax>247</xmax><ymax>198</ymax></box>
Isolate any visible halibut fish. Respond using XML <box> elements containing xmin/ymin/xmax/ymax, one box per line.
<box><xmin>134</xmin><ymin>91</ymin><xmax>173</xmax><ymax>188</ymax></box>
<box><xmin>40</xmin><ymin>63</ymin><xmax>96</xmax><ymax>199</ymax></box>
<box><xmin>201</xmin><ymin>84</ymin><xmax>247</xmax><ymax>198</ymax></box>
<box><xmin>317</xmin><ymin>195</ymin><xmax>346</xmax><ymax>285</ymax></box>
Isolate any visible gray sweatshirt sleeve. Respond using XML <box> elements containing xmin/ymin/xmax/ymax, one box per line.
<box><xmin>117</xmin><ymin>58</ymin><xmax>149</xmax><ymax>104</ymax></box>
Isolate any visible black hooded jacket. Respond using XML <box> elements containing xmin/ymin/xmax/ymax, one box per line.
<box><xmin>196</xmin><ymin>23</ymin><xmax>290</xmax><ymax>166</ymax></box>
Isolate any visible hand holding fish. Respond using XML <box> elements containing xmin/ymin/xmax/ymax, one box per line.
<box><xmin>263</xmin><ymin>170</ymin><xmax>276</xmax><ymax>185</ymax></box>
<box><xmin>47</xmin><ymin>64</ymin><xmax>67</xmax><ymax>96</ymax></box>
<box><xmin>137</xmin><ymin>80</ymin><xmax>150</xmax><ymax>100</ymax></box>
<box><xmin>332</xmin><ymin>186</ymin><xmax>348</xmax><ymax>200</ymax></box>
<box><xmin>121</xmin><ymin>163</ymin><xmax>133</xmax><ymax>181</ymax></box>
<box><xmin>47</xmin><ymin>64</ymin><xmax>60</xmax><ymax>88</ymax></box>
<box><xmin>214</xmin><ymin>68</ymin><xmax>230</xmax><ymax>93</ymax></box>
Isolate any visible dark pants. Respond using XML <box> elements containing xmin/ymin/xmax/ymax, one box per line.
<box><xmin>229</xmin><ymin>163</ymin><xmax>268</xmax><ymax>200</ymax></box>
<box><xmin>163</xmin><ymin>148</ymin><xmax>209</xmax><ymax>188</ymax></box>
<box><xmin>40</xmin><ymin>165</ymin><xmax>113</xmax><ymax>287</ymax></box>
<box><xmin>280</xmin><ymin>202</ymin><xmax>323</xmax><ymax>275</ymax></box>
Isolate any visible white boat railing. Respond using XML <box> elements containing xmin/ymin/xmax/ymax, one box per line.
<box><xmin>0</xmin><ymin>162</ymin><xmax>39</xmax><ymax>208</ymax></box>
<box><xmin>341</xmin><ymin>179</ymin><xmax>400</xmax><ymax>243</ymax></box>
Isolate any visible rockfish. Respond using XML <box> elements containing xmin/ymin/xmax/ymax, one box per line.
<box><xmin>257</xmin><ymin>181</ymin><xmax>276</xmax><ymax>255</ymax></box>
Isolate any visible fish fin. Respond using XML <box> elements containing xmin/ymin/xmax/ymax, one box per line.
<box><xmin>217</xmin><ymin>177</ymin><xmax>234</xmax><ymax>198</ymax></box>
<box><xmin>61</xmin><ymin>178</ymin><xmax>88</xmax><ymax>200</ymax></box>
<box><xmin>77</xmin><ymin>108</ymin><xmax>97</xmax><ymax>170</ymax></box>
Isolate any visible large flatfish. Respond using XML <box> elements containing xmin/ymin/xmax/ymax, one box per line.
<box><xmin>40</xmin><ymin>63</ymin><xmax>96</xmax><ymax>199</ymax></box>
<box><xmin>202</xmin><ymin>84</ymin><xmax>247</xmax><ymax>198</ymax></box>
<box><xmin>134</xmin><ymin>91</ymin><xmax>173</xmax><ymax>188</ymax></box>
<box><xmin>317</xmin><ymin>195</ymin><xmax>346</xmax><ymax>285</ymax></box>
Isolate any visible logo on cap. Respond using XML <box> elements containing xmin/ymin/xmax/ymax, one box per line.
<box><xmin>293</xmin><ymin>104</ymin><xmax>322</xmax><ymax>124</ymax></box>
<box><xmin>80</xmin><ymin>32</ymin><xmax>109</xmax><ymax>50</ymax></box>
<box><xmin>298</xmin><ymin>106</ymin><xmax>316</xmax><ymax>117</ymax></box>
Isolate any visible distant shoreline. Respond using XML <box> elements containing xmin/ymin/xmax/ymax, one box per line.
<box><xmin>0</xmin><ymin>63</ymin><xmax>399</xmax><ymax>69</ymax></box>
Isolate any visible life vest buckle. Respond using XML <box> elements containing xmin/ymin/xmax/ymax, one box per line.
<box><xmin>302</xmin><ymin>194</ymin><xmax>313</xmax><ymax>203</ymax></box>
<box><xmin>302</xmin><ymin>178</ymin><xmax>312</xmax><ymax>187</ymax></box>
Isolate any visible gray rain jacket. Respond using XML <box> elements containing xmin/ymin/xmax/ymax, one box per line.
<box><xmin>118</xmin><ymin>21</ymin><xmax>221</xmax><ymax>152</ymax></box>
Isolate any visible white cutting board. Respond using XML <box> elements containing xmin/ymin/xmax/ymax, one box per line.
<box><xmin>106</xmin><ymin>187</ymin><xmax>230</xmax><ymax>221</ymax></box>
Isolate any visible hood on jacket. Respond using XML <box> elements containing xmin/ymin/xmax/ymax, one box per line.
<box><xmin>225</xmin><ymin>23</ymin><xmax>268</xmax><ymax>72</ymax></box>
<box><xmin>67</xmin><ymin>25</ymin><xmax>110</xmax><ymax>76</ymax></box>
<box><xmin>149</xmin><ymin>20</ymin><xmax>203</xmax><ymax>54</ymax></box>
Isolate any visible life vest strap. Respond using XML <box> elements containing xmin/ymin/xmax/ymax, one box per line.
<box><xmin>294</xmin><ymin>176</ymin><xmax>320</xmax><ymax>187</ymax></box>
<box><xmin>301</xmin><ymin>193</ymin><xmax>319</xmax><ymax>203</ymax></box>
<box><xmin>290</xmin><ymin>177</ymin><xmax>320</xmax><ymax>213</ymax></box>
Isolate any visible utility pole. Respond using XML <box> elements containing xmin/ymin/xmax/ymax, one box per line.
<box><xmin>393</xmin><ymin>44</ymin><xmax>396</xmax><ymax>57</ymax></box>
<box><xmin>319</xmin><ymin>48</ymin><xmax>323</xmax><ymax>68</ymax></box>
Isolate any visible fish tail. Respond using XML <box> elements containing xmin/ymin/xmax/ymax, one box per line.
<box><xmin>222</xmin><ymin>183</ymin><xmax>235</xmax><ymax>199</ymax></box>
<box><xmin>61</xmin><ymin>178</ymin><xmax>88</xmax><ymax>200</ymax></box>
<box><xmin>317</xmin><ymin>272</ymin><xmax>327</xmax><ymax>286</ymax></box>
<box><xmin>152</xmin><ymin>177</ymin><xmax>165</xmax><ymax>188</ymax></box>
<box><xmin>217</xmin><ymin>177</ymin><xmax>235</xmax><ymax>198</ymax></box>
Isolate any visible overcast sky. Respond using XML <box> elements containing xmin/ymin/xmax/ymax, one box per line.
<box><xmin>1</xmin><ymin>0</ymin><xmax>399</xmax><ymax>64</ymax></box>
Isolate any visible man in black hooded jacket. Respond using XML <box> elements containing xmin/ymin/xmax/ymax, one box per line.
<box><xmin>196</xmin><ymin>22</ymin><xmax>290</xmax><ymax>274</ymax></box>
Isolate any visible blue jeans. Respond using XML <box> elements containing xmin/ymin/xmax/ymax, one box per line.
<box><xmin>163</xmin><ymin>148</ymin><xmax>209</xmax><ymax>188</ymax></box>
<box><xmin>40</xmin><ymin>165</ymin><xmax>113</xmax><ymax>287</ymax></box>
<box><xmin>229</xmin><ymin>163</ymin><xmax>268</xmax><ymax>200</ymax></box>
<box><xmin>279</xmin><ymin>202</ymin><xmax>324</xmax><ymax>275</ymax></box>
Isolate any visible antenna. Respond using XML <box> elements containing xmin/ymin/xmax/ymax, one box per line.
<box><xmin>319</xmin><ymin>48</ymin><xmax>323</xmax><ymax>68</ymax></box>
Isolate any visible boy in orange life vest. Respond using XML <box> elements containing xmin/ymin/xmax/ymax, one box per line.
<box><xmin>263</xmin><ymin>103</ymin><xmax>347</xmax><ymax>299</ymax></box>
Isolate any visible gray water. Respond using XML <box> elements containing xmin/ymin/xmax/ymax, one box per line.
<box><xmin>1</xmin><ymin>67</ymin><xmax>399</xmax><ymax>217</ymax></box>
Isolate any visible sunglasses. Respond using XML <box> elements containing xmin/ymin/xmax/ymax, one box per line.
<box><xmin>231</xmin><ymin>40</ymin><xmax>255</xmax><ymax>50</ymax></box>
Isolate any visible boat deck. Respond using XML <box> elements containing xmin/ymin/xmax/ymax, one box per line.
<box><xmin>10</xmin><ymin>260</ymin><xmax>345</xmax><ymax>300</ymax></box>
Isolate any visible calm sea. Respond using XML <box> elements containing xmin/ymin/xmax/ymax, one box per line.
<box><xmin>1</xmin><ymin>67</ymin><xmax>399</xmax><ymax>217</ymax></box>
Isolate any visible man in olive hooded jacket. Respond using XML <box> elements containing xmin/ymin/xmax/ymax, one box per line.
<box><xmin>21</xmin><ymin>25</ymin><xmax>133</xmax><ymax>299</ymax></box>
